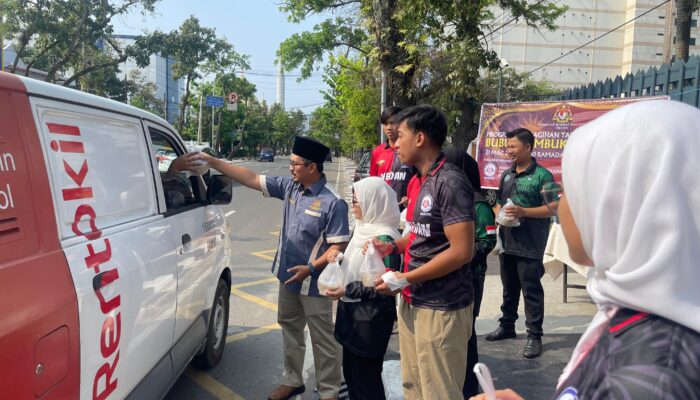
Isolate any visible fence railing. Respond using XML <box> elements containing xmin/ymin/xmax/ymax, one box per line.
<box><xmin>552</xmin><ymin>56</ymin><xmax>700</xmax><ymax>107</ymax></box>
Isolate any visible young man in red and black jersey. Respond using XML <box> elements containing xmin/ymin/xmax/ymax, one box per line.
<box><xmin>370</xmin><ymin>106</ymin><xmax>416</xmax><ymax>209</ymax></box>
<box><xmin>373</xmin><ymin>105</ymin><xmax>475</xmax><ymax>400</ymax></box>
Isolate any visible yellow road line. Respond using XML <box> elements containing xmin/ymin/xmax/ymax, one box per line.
<box><xmin>232</xmin><ymin>276</ymin><xmax>278</xmax><ymax>289</ymax></box>
<box><xmin>250</xmin><ymin>249</ymin><xmax>277</xmax><ymax>261</ymax></box>
<box><xmin>186</xmin><ymin>369</ymin><xmax>246</xmax><ymax>400</ymax></box>
<box><xmin>232</xmin><ymin>287</ymin><xmax>278</xmax><ymax>311</ymax></box>
<box><xmin>227</xmin><ymin>323</ymin><xmax>281</xmax><ymax>343</ymax></box>
<box><xmin>269</xmin><ymin>231</ymin><xmax>280</xmax><ymax>236</ymax></box>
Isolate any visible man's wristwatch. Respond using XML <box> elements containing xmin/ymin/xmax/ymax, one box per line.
<box><xmin>390</xmin><ymin>241</ymin><xmax>399</xmax><ymax>255</ymax></box>
<box><xmin>307</xmin><ymin>262</ymin><xmax>315</xmax><ymax>274</ymax></box>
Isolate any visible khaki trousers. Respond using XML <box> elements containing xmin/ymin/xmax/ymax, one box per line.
<box><xmin>277</xmin><ymin>283</ymin><xmax>340</xmax><ymax>398</ymax></box>
<box><xmin>398</xmin><ymin>298</ymin><xmax>473</xmax><ymax>400</ymax></box>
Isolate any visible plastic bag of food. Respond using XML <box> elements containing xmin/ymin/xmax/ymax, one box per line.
<box><xmin>318</xmin><ymin>254</ymin><xmax>344</xmax><ymax>294</ymax></box>
<box><xmin>496</xmin><ymin>198</ymin><xmax>521</xmax><ymax>227</ymax></box>
<box><xmin>358</xmin><ymin>243</ymin><xmax>386</xmax><ymax>287</ymax></box>
<box><xmin>188</xmin><ymin>151</ymin><xmax>210</xmax><ymax>176</ymax></box>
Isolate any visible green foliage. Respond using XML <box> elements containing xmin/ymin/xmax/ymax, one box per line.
<box><xmin>1</xmin><ymin>0</ymin><xmax>161</xmax><ymax>84</ymax></box>
<box><xmin>278</xmin><ymin>17</ymin><xmax>367</xmax><ymax>79</ymax></box>
<box><xmin>127</xmin><ymin>70</ymin><xmax>165</xmax><ymax>117</ymax></box>
<box><xmin>277</xmin><ymin>0</ymin><xmax>567</xmax><ymax>146</ymax></box>
<box><xmin>153</xmin><ymin>16</ymin><xmax>249</xmax><ymax>131</ymax></box>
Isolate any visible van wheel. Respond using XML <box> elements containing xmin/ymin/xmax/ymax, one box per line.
<box><xmin>193</xmin><ymin>279</ymin><xmax>230</xmax><ymax>369</ymax></box>
<box><xmin>485</xmin><ymin>189</ymin><xmax>498</xmax><ymax>208</ymax></box>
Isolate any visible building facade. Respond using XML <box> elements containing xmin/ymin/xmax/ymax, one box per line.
<box><xmin>110</xmin><ymin>35</ymin><xmax>185</xmax><ymax>124</ymax></box>
<box><xmin>488</xmin><ymin>0</ymin><xmax>700</xmax><ymax>88</ymax></box>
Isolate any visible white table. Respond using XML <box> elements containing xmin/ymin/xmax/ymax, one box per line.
<box><xmin>543</xmin><ymin>223</ymin><xmax>590</xmax><ymax>302</ymax></box>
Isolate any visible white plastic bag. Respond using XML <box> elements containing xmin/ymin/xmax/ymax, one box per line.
<box><xmin>188</xmin><ymin>151</ymin><xmax>210</xmax><ymax>176</ymax></box>
<box><xmin>496</xmin><ymin>198</ymin><xmax>521</xmax><ymax>227</ymax></box>
<box><xmin>358</xmin><ymin>243</ymin><xmax>386</xmax><ymax>287</ymax></box>
<box><xmin>318</xmin><ymin>254</ymin><xmax>344</xmax><ymax>294</ymax></box>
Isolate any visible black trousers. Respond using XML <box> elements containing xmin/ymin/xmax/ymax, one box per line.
<box><xmin>498</xmin><ymin>253</ymin><xmax>545</xmax><ymax>337</ymax></box>
<box><xmin>463</xmin><ymin>271</ymin><xmax>486</xmax><ymax>398</ymax></box>
<box><xmin>342</xmin><ymin>347</ymin><xmax>386</xmax><ymax>400</ymax></box>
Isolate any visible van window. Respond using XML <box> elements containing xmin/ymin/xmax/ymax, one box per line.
<box><xmin>149</xmin><ymin>130</ymin><xmax>205</xmax><ymax>212</ymax></box>
<box><xmin>36</xmin><ymin>104</ymin><xmax>157</xmax><ymax>241</ymax></box>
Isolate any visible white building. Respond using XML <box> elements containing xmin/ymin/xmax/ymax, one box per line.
<box><xmin>109</xmin><ymin>35</ymin><xmax>185</xmax><ymax>124</ymax></box>
<box><xmin>488</xmin><ymin>0</ymin><xmax>700</xmax><ymax>88</ymax></box>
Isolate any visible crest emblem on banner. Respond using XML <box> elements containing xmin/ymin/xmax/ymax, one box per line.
<box><xmin>552</xmin><ymin>105</ymin><xmax>574</xmax><ymax>123</ymax></box>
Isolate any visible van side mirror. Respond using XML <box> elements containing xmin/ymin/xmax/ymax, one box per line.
<box><xmin>206</xmin><ymin>174</ymin><xmax>233</xmax><ymax>205</ymax></box>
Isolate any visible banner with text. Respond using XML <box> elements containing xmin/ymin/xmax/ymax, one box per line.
<box><xmin>476</xmin><ymin>97</ymin><xmax>668</xmax><ymax>189</ymax></box>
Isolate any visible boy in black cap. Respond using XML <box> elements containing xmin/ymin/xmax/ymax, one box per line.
<box><xmin>177</xmin><ymin>136</ymin><xmax>349</xmax><ymax>400</ymax></box>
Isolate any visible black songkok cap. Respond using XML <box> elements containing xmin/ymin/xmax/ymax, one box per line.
<box><xmin>292</xmin><ymin>136</ymin><xmax>330</xmax><ymax>164</ymax></box>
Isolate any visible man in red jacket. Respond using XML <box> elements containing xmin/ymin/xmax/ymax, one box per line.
<box><xmin>370</xmin><ymin>106</ymin><xmax>415</xmax><ymax>209</ymax></box>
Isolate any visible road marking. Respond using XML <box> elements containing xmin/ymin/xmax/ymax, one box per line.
<box><xmin>225</xmin><ymin>210</ymin><xmax>237</xmax><ymax>217</ymax></box>
<box><xmin>251</xmin><ymin>249</ymin><xmax>277</xmax><ymax>261</ymax></box>
<box><xmin>231</xmin><ymin>287</ymin><xmax>278</xmax><ymax>311</ymax></box>
<box><xmin>335</xmin><ymin>158</ymin><xmax>345</xmax><ymax>192</ymax></box>
<box><xmin>232</xmin><ymin>276</ymin><xmax>278</xmax><ymax>289</ymax></box>
<box><xmin>227</xmin><ymin>323</ymin><xmax>281</xmax><ymax>343</ymax></box>
<box><xmin>269</xmin><ymin>231</ymin><xmax>280</xmax><ymax>236</ymax></box>
<box><xmin>185</xmin><ymin>369</ymin><xmax>246</xmax><ymax>400</ymax></box>
<box><xmin>261</xmin><ymin>169</ymin><xmax>269</xmax><ymax>174</ymax></box>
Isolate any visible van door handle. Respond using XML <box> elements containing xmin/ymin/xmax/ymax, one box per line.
<box><xmin>182</xmin><ymin>234</ymin><xmax>191</xmax><ymax>246</ymax></box>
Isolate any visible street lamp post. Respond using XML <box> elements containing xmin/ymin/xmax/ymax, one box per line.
<box><xmin>497</xmin><ymin>58</ymin><xmax>509</xmax><ymax>103</ymax></box>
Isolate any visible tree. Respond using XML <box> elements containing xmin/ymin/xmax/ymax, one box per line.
<box><xmin>278</xmin><ymin>0</ymin><xmax>416</xmax><ymax>105</ymax></box>
<box><xmin>0</xmin><ymin>0</ymin><xmax>159</xmax><ymax>84</ymax></box>
<box><xmin>127</xmin><ymin>70</ymin><xmax>165</xmax><ymax>116</ymax></box>
<box><xmin>156</xmin><ymin>16</ymin><xmax>249</xmax><ymax>132</ymax></box>
<box><xmin>278</xmin><ymin>1</ymin><xmax>566</xmax><ymax>146</ymax></box>
<box><xmin>675</xmin><ymin>0</ymin><xmax>700</xmax><ymax>62</ymax></box>
<box><xmin>400</xmin><ymin>1</ymin><xmax>566</xmax><ymax>146</ymax></box>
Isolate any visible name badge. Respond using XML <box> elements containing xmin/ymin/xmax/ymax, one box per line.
<box><xmin>304</xmin><ymin>209</ymin><xmax>321</xmax><ymax>217</ymax></box>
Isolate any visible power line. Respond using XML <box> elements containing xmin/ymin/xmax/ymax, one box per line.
<box><xmin>480</xmin><ymin>0</ymin><xmax>550</xmax><ymax>42</ymax></box>
<box><xmin>526</xmin><ymin>0</ymin><xmax>671</xmax><ymax>76</ymax></box>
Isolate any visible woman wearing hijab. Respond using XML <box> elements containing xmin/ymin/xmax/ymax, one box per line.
<box><xmin>444</xmin><ymin>147</ymin><xmax>497</xmax><ymax>399</ymax></box>
<box><xmin>471</xmin><ymin>100</ymin><xmax>700</xmax><ymax>400</ymax></box>
<box><xmin>325</xmin><ymin>177</ymin><xmax>402</xmax><ymax>400</ymax></box>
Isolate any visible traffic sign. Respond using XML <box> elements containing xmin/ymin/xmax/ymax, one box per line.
<box><xmin>227</xmin><ymin>102</ymin><xmax>238</xmax><ymax>111</ymax></box>
<box><xmin>228</xmin><ymin>92</ymin><xmax>239</xmax><ymax>103</ymax></box>
<box><xmin>205</xmin><ymin>96</ymin><xmax>225</xmax><ymax>107</ymax></box>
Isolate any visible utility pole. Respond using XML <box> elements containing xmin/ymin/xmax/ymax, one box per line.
<box><xmin>197</xmin><ymin>90</ymin><xmax>203</xmax><ymax>143</ymax></box>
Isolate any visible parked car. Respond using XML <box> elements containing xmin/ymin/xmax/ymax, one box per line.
<box><xmin>325</xmin><ymin>152</ymin><xmax>332</xmax><ymax>162</ymax></box>
<box><xmin>156</xmin><ymin>148</ymin><xmax>177</xmax><ymax>172</ymax></box>
<box><xmin>0</xmin><ymin>71</ymin><xmax>234</xmax><ymax>399</ymax></box>
<box><xmin>187</xmin><ymin>144</ymin><xmax>220</xmax><ymax>159</ymax></box>
<box><xmin>353</xmin><ymin>150</ymin><xmax>371</xmax><ymax>182</ymax></box>
<box><xmin>259</xmin><ymin>149</ymin><xmax>274</xmax><ymax>162</ymax></box>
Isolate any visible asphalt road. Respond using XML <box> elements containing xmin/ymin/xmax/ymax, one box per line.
<box><xmin>164</xmin><ymin>156</ymin><xmax>596</xmax><ymax>400</ymax></box>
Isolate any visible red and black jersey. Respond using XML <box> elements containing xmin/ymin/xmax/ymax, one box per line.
<box><xmin>402</xmin><ymin>153</ymin><xmax>475</xmax><ymax>310</ymax></box>
<box><xmin>369</xmin><ymin>143</ymin><xmax>416</xmax><ymax>204</ymax></box>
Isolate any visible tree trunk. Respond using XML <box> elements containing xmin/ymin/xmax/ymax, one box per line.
<box><xmin>676</xmin><ymin>0</ymin><xmax>693</xmax><ymax>62</ymax></box>
<box><xmin>177</xmin><ymin>75</ymin><xmax>192</xmax><ymax>132</ymax></box>
<box><xmin>452</xmin><ymin>98</ymin><xmax>478</xmax><ymax>148</ymax></box>
<box><xmin>371</xmin><ymin>0</ymin><xmax>415</xmax><ymax>107</ymax></box>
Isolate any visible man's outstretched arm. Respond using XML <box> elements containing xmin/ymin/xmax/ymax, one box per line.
<box><xmin>171</xmin><ymin>152</ymin><xmax>262</xmax><ymax>191</ymax></box>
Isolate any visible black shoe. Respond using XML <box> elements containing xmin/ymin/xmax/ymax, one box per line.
<box><xmin>484</xmin><ymin>327</ymin><xmax>517</xmax><ymax>341</ymax></box>
<box><xmin>523</xmin><ymin>337</ymin><xmax>542</xmax><ymax>358</ymax></box>
<box><xmin>268</xmin><ymin>384</ymin><xmax>306</xmax><ymax>400</ymax></box>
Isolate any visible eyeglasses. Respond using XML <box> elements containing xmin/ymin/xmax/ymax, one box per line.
<box><xmin>289</xmin><ymin>160</ymin><xmax>310</xmax><ymax>167</ymax></box>
<box><xmin>541</xmin><ymin>182</ymin><xmax>563</xmax><ymax>216</ymax></box>
<box><xmin>351</xmin><ymin>197</ymin><xmax>358</xmax><ymax>205</ymax></box>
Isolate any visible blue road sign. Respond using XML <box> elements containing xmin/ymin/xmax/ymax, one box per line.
<box><xmin>205</xmin><ymin>96</ymin><xmax>225</xmax><ymax>107</ymax></box>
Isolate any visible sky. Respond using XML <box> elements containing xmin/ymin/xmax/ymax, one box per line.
<box><xmin>113</xmin><ymin>0</ymin><xmax>330</xmax><ymax>112</ymax></box>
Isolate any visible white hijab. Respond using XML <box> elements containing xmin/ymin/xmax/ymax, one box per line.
<box><xmin>342</xmin><ymin>177</ymin><xmax>401</xmax><ymax>288</ymax></box>
<box><xmin>558</xmin><ymin>99</ymin><xmax>700</xmax><ymax>385</ymax></box>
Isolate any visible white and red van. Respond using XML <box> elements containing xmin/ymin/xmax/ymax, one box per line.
<box><xmin>0</xmin><ymin>71</ymin><xmax>234</xmax><ymax>399</ymax></box>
